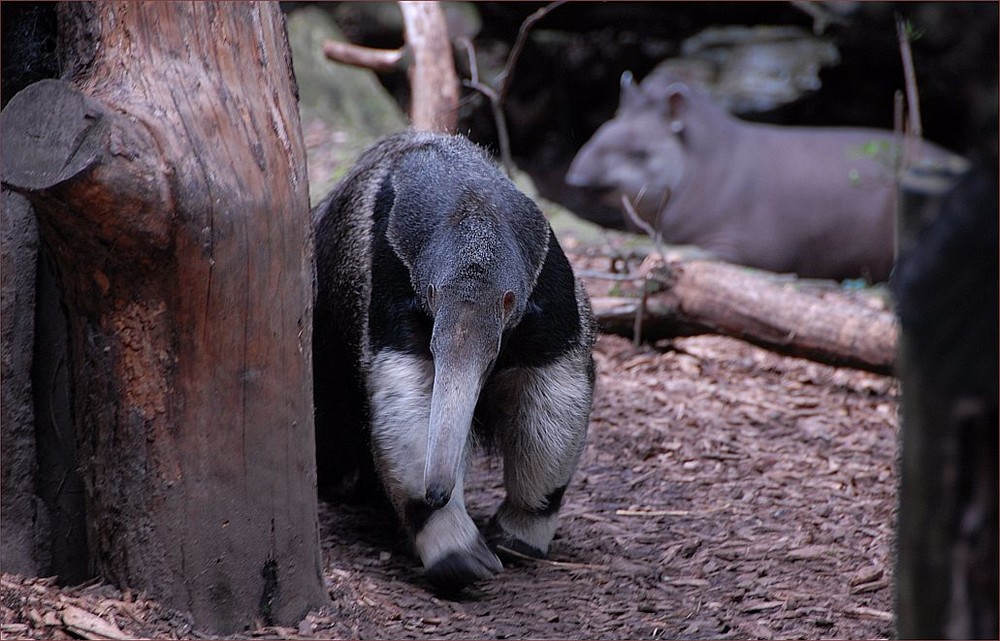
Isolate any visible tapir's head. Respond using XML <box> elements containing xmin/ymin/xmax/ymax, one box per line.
<box><xmin>388</xmin><ymin>162</ymin><xmax>549</xmax><ymax>509</ymax></box>
<box><xmin>566</xmin><ymin>71</ymin><xmax>692</xmax><ymax>225</ymax></box>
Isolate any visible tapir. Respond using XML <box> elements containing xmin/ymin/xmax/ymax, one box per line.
<box><xmin>313</xmin><ymin>131</ymin><xmax>597</xmax><ymax>591</ymax></box>
<box><xmin>566</xmin><ymin>71</ymin><xmax>967</xmax><ymax>281</ymax></box>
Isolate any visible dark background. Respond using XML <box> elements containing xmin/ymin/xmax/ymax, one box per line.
<box><xmin>326</xmin><ymin>1</ymin><xmax>997</xmax><ymax>227</ymax></box>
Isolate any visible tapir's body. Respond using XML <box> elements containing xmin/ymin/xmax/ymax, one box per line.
<box><xmin>567</xmin><ymin>72</ymin><xmax>966</xmax><ymax>281</ymax></box>
<box><xmin>313</xmin><ymin>132</ymin><xmax>596</xmax><ymax>591</ymax></box>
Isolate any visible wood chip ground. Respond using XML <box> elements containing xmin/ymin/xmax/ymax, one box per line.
<box><xmin>2</xmin><ymin>327</ymin><xmax>898</xmax><ymax>640</ymax></box>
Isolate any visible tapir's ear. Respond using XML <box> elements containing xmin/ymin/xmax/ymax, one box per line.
<box><xmin>662</xmin><ymin>82</ymin><xmax>691</xmax><ymax>134</ymax></box>
<box><xmin>618</xmin><ymin>70</ymin><xmax>641</xmax><ymax>113</ymax></box>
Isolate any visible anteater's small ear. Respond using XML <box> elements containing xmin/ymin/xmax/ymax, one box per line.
<box><xmin>501</xmin><ymin>290</ymin><xmax>516</xmax><ymax>320</ymax></box>
<box><xmin>426</xmin><ymin>283</ymin><xmax>438</xmax><ymax>313</ymax></box>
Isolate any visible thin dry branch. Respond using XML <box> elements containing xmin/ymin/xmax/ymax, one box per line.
<box><xmin>895</xmin><ymin>14</ymin><xmax>923</xmax><ymax>141</ymax></box>
<box><xmin>322</xmin><ymin>40</ymin><xmax>404</xmax><ymax>73</ymax></box>
<box><xmin>495</xmin><ymin>545</ymin><xmax>605</xmax><ymax>570</ymax></box>
<box><xmin>620</xmin><ymin>193</ymin><xmax>658</xmax><ymax>240</ymax></box>
<box><xmin>457</xmin><ymin>37</ymin><xmax>514</xmax><ymax>175</ymax></box>
<box><xmin>497</xmin><ymin>0</ymin><xmax>568</xmax><ymax>103</ymax></box>
<box><xmin>455</xmin><ymin>0</ymin><xmax>566</xmax><ymax>175</ymax></box>
<box><xmin>895</xmin><ymin>13</ymin><xmax>924</xmax><ymax>166</ymax></box>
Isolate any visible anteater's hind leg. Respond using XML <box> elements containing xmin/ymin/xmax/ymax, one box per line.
<box><xmin>368</xmin><ymin>349</ymin><xmax>502</xmax><ymax>590</ymax></box>
<box><xmin>483</xmin><ymin>355</ymin><xmax>593</xmax><ymax>559</ymax></box>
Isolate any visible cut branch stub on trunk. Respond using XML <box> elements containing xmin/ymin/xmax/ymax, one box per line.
<box><xmin>589</xmin><ymin>258</ymin><xmax>897</xmax><ymax>376</ymax></box>
<box><xmin>2</xmin><ymin>80</ymin><xmax>172</xmax><ymax>272</ymax></box>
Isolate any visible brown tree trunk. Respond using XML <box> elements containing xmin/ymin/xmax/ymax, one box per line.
<box><xmin>32</xmin><ymin>244</ymin><xmax>90</xmax><ymax>585</ymax></box>
<box><xmin>1</xmin><ymin>187</ymin><xmax>42</xmax><ymax>577</ymax></box>
<box><xmin>323</xmin><ymin>0</ymin><xmax>458</xmax><ymax>133</ymax></box>
<box><xmin>0</xmin><ymin>2</ymin><xmax>324</xmax><ymax>633</ymax></box>
<box><xmin>399</xmin><ymin>1</ymin><xmax>459</xmax><ymax>132</ymax></box>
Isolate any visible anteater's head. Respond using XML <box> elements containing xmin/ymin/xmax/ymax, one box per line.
<box><xmin>386</xmin><ymin>139</ymin><xmax>551</xmax><ymax>510</ymax></box>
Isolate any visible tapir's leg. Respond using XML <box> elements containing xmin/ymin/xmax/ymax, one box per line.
<box><xmin>483</xmin><ymin>353</ymin><xmax>594</xmax><ymax>558</ymax></box>
<box><xmin>367</xmin><ymin>349</ymin><xmax>502</xmax><ymax>588</ymax></box>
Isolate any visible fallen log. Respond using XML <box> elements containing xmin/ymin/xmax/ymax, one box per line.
<box><xmin>588</xmin><ymin>258</ymin><xmax>897</xmax><ymax>376</ymax></box>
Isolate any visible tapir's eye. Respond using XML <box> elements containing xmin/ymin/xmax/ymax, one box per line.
<box><xmin>625</xmin><ymin>149</ymin><xmax>650</xmax><ymax>162</ymax></box>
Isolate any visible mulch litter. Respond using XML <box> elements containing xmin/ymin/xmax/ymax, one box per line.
<box><xmin>1</xmin><ymin>217</ymin><xmax>901</xmax><ymax>639</ymax></box>
<box><xmin>2</xmin><ymin>321</ymin><xmax>898</xmax><ymax>639</ymax></box>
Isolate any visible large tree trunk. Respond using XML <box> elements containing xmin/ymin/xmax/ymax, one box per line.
<box><xmin>32</xmin><ymin>244</ymin><xmax>90</xmax><ymax>585</ymax></box>
<box><xmin>2</xmin><ymin>189</ymin><xmax>88</xmax><ymax>585</ymax></box>
<box><xmin>1</xmin><ymin>187</ymin><xmax>42</xmax><ymax>577</ymax></box>
<box><xmin>0</xmin><ymin>2</ymin><xmax>325</xmax><ymax>633</ymax></box>
<box><xmin>893</xmin><ymin>164</ymin><xmax>999</xmax><ymax>639</ymax></box>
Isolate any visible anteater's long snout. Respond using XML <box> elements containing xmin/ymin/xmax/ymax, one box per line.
<box><xmin>423</xmin><ymin>354</ymin><xmax>486</xmax><ymax>509</ymax></box>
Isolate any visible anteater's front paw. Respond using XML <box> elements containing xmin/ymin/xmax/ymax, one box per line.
<box><xmin>484</xmin><ymin>515</ymin><xmax>547</xmax><ymax>562</ymax></box>
<box><xmin>424</xmin><ymin>535</ymin><xmax>502</xmax><ymax>592</ymax></box>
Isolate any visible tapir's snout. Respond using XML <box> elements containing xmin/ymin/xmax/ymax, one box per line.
<box><xmin>566</xmin><ymin>150</ymin><xmax>620</xmax><ymax>197</ymax></box>
<box><xmin>564</xmin><ymin>166</ymin><xmax>590</xmax><ymax>188</ymax></box>
<box><xmin>565</xmin><ymin>156</ymin><xmax>605</xmax><ymax>189</ymax></box>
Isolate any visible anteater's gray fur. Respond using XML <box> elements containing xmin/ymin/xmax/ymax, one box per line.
<box><xmin>313</xmin><ymin>131</ymin><xmax>596</xmax><ymax>591</ymax></box>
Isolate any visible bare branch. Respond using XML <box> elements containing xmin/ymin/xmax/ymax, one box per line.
<box><xmin>451</xmin><ymin>1</ymin><xmax>565</xmax><ymax>174</ymax></box>
<box><xmin>322</xmin><ymin>40</ymin><xmax>404</xmax><ymax>73</ymax></box>
<box><xmin>893</xmin><ymin>89</ymin><xmax>905</xmax><ymax>263</ymax></box>
<box><xmin>497</xmin><ymin>0</ymin><xmax>568</xmax><ymax>103</ymax></box>
<box><xmin>459</xmin><ymin>35</ymin><xmax>481</xmax><ymax>86</ymax></box>
<box><xmin>457</xmin><ymin>37</ymin><xmax>514</xmax><ymax>176</ymax></box>
<box><xmin>620</xmin><ymin>193</ymin><xmax>657</xmax><ymax>239</ymax></box>
<box><xmin>895</xmin><ymin>14</ymin><xmax>923</xmax><ymax>162</ymax></box>
<box><xmin>322</xmin><ymin>2</ymin><xmax>458</xmax><ymax>133</ymax></box>
<box><xmin>620</xmin><ymin>191</ymin><xmax>671</xmax><ymax>267</ymax></box>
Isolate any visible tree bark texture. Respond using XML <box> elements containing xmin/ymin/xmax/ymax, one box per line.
<box><xmin>2</xmin><ymin>185</ymin><xmax>88</xmax><ymax>583</ymax></box>
<box><xmin>0</xmin><ymin>2</ymin><xmax>324</xmax><ymax>633</ymax></box>
<box><xmin>1</xmin><ymin>187</ymin><xmax>42</xmax><ymax>577</ymax></box>
<box><xmin>590</xmin><ymin>259</ymin><xmax>897</xmax><ymax>375</ymax></box>
<box><xmin>32</xmin><ymin>245</ymin><xmax>90</xmax><ymax>585</ymax></box>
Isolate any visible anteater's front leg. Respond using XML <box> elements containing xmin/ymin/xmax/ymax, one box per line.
<box><xmin>368</xmin><ymin>349</ymin><xmax>502</xmax><ymax>590</ymax></box>
<box><xmin>482</xmin><ymin>351</ymin><xmax>594</xmax><ymax>559</ymax></box>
